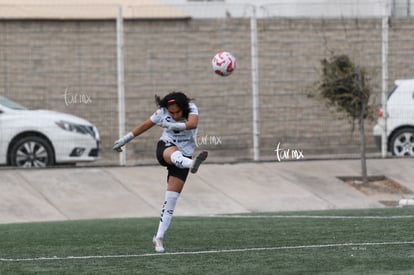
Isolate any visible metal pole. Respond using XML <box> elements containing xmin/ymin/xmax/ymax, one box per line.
<box><xmin>381</xmin><ymin>1</ymin><xmax>390</xmax><ymax>158</ymax></box>
<box><xmin>116</xmin><ymin>5</ymin><xmax>126</xmax><ymax>165</ymax></box>
<box><xmin>250</xmin><ymin>5</ymin><xmax>260</xmax><ymax>161</ymax></box>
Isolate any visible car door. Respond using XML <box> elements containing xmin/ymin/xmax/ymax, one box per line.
<box><xmin>388</xmin><ymin>83</ymin><xmax>414</xmax><ymax>129</ymax></box>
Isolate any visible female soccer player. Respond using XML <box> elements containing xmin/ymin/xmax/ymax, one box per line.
<box><xmin>113</xmin><ymin>91</ymin><xmax>208</xmax><ymax>253</ymax></box>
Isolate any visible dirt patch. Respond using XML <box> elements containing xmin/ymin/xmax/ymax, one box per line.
<box><xmin>337</xmin><ymin>175</ymin><xmax>413</xmax><ymax>207</ymax></box>
<box><xmin>338</xmin><ymin>175</ymin><xmax>413</xmax><ymax>195</ymax></box>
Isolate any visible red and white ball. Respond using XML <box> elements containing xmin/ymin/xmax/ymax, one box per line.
<box><xmin>212</xmin><ymin>51</ymin><xmax>236</xmax><ymax>76</ymax></box>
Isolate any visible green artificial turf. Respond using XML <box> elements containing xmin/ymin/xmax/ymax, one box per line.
<box><xmin>0</xmin><ymin>208</ymin><xmax>413</xmax><ymax>274</ymax></box>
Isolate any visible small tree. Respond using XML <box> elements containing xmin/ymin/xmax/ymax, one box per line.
<box><xmin>313</xmin><ymin>54</ymin><xmax>373</xmax><ymax>185</ymax></box>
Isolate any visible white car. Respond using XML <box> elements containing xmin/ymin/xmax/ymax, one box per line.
<box><xmin>373</xmin><ymin>79</ymin><xmax>414</xmax><ymax>156</ymax></box>
<box><xmin>0</xmin><ymin>96</ymin><xmax>100</xmax><ymax>167</ymax></box>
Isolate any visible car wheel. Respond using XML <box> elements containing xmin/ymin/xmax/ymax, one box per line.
<box><xmin>389</xmin><ymin>128</ymin><xmax>414</xmax><ymax>157</ymax></box>
<box><xmin>10</xmin><ymin>136</ymin><xmax>54</xmax><ymax>167</ymax></box>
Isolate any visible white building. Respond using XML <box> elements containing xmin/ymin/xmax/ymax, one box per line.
<box><xmin>159</xmin><ymin>0</ymin><xmax>412</xmax><ymax>18</ymax></box>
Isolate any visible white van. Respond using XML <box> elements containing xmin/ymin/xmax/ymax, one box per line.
<box><xmin>373</xmin><ymin>79</ymin><xmax>414</xmax><ymax>156</ymax></box>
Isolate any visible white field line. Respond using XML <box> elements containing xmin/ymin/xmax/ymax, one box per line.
<box><xmin>212</xmin><ymin>215</ymin><xmax>414</xmax><ymax>219</ymax></box>
<box><xmin>1</xmin><ymin>240</ymin><xmax>413</xmax><ymax>262</ymax></box>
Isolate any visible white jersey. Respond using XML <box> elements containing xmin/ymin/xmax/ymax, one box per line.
<box><xmin>150</xmin><ymin>102</ymin><xmax>198</xmax><ymax>156</ymax></box>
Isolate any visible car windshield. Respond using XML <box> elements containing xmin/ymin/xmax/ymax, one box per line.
<box><xmin>0</xmin><ymin>96</ymin><xmax>27</xmax><ymax>110</ymax></box>
<box><xmin>387</xmin><ymin>85</ymin><xmax>399</xmax><ymax>100</ymax></box>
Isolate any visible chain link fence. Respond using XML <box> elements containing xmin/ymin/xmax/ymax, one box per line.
<box><xmin>0</xmin><ymin>2</ymin><xmax>412</xmax><ymax>167</ymax></box>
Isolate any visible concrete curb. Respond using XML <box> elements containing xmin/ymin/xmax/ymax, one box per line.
<box><xmin>0</xmin><ymin>158</ymin><xmax>412</xmax><ymax>224</ymax></box>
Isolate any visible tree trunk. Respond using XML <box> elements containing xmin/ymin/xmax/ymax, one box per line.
<box><xmin>355</xmin><ymin>66</ymin><xmax>368</xmax><ymax>186</ymax></box>
<box><xmin>359</xmin><ymin>102</ymin><xmax>368</xmax><ymax>186</ymax></box>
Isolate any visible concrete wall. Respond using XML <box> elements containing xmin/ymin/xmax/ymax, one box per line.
<box><xmin>0</xmin><ymin>18</ymin><xmax>413</xmax><ymax>165</ymax></box>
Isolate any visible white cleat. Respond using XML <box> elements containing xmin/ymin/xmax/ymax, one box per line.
<box><xmin>153</xmin><ymin>236</ymin><xmax>165</xmax><ymax>253</ymax></box>
<box><xmin>191</xmin><ymin>151</ymin><xmax>208</xmax><ymax>174</ymax></box>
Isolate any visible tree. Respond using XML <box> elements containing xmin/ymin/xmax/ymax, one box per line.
<box><xmin>313</xmin><ymin>54</ymin><xmax>373</xmax><ymax>185</ymax></box>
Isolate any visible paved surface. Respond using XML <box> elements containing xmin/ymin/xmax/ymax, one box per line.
<box><xmin>0</xmin><ymin>158</ymin><xmax>413</xmax><ymax>224</ymax></box>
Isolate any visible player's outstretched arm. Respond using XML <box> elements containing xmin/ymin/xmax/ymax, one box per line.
<box><xmin>131</xmin><ymin>118</ymin><xmax>156</xmax><ymax>136</ymax></box>
<box><xmin>113</xmin><ymin>119</ymin><xmax>155</xmax><ymax>152</ymax></box>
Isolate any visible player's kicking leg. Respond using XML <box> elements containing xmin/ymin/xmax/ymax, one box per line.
<box><xmin>190</xmin><ymin>151</ymin><xmax>208</xmax><ymax>173</ymax></box>
<box><xmin>169</xmin><ymin>150</ymin><xmax>208</xmax><ymax>173</ymax></box>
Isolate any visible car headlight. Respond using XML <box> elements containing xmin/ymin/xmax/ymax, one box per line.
<box><xmin>56</xmin><ymin>120</ymin><xmax>98</xmax><ymax>139</ymax></box>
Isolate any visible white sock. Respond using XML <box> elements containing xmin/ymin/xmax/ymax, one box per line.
<box><xmin>155</xmin><ymin>191</ymin><xmax>180</xmax><ymax>239</ymax></box>
<box><xmin>170</xmin><ymin>151</ymin><xmax>193</xmax><ymax>169</ymax></box>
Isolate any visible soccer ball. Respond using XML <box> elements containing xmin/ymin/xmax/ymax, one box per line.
<box><xmin>212</xmin><ymin>51</ymin><xmax>236</xmax><ymax>76</ymax></box>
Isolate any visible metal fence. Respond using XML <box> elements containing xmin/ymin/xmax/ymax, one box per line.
<box><xmin>0</xmin><ymin>2</ymin><xmax>413</xmax><ymax>167</ymax></box>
